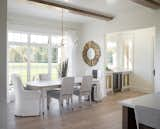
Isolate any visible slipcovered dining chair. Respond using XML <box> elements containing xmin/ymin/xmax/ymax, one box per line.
<box><xmin>11</xmin><ymin>74</ymin><xmax>41</xmax><ymax>116</ymax></box>
<box><xmin>47</xmin><ymin>77</ymin><xmax>74</xmax><ymax>112</ymax></box>
<box><xmin>38</xmin><ymin>74</ymin><xmax>60</xmax><ymax>109</ymax></box>
<box><xmin>135</xmin><ymin>105</ymin><xmax>160</xmax><ymax>129</ymax></box>
<box><xmin>74</xmin><ymin>76</ymin><xmax>92</xmax><ymax>106</ymax></box>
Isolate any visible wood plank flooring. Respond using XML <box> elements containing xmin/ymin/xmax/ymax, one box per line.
<box><xmin>7</xmin><ymin>90</ymin><xmax>144</xmax><ymax>129</ymax></box>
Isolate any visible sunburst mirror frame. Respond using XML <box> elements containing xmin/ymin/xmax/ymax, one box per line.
<box><xmin>82</xmin><ymin>41</ymin><xmax>101</xmax><ymax>66</ymax></box>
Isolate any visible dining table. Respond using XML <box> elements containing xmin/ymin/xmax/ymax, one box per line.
<box><xmin>26</xmin><ymin>77</ymin><xmax>100</xmax><ymax>119</ymax></box>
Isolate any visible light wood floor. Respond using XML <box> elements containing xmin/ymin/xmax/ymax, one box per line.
<box><xmin>7</xmin><ymin>90</ymin><xmax>144</xmax><ymax>129</ymax></box>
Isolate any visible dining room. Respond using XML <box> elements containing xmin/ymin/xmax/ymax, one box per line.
<box><xmin>7</xmin><ymin>0</ymin><xmax>106</xmax><ymax>124</ymax></box>
<box><xmin>1</xmin><ymin>0</ymin><xmax>160</xmax><ymax>129</ymax></box>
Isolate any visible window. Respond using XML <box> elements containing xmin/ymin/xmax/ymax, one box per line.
<box><xmin>8</xmin><ymin>31</ymin><xmax>60</xmax><ymax>85</ymax></box>
<box><xmin>51</xmin><ymin>35</ymin><xmax>62</xmax><ymax>46</ymax></box>
<box><xmin>31</xmin><ymin>34</ymin><xmax>48</xmax><ymax>44</ymax></box>
<box><xmin>8</xmin><ymin>45</ymin><xmax>28</xmax><ymax>84</ymax></box>
<box><xmin>8</xmin><ymin>32</ymin><xmax>28</xmax><ymax>43</ymax></box>
<box><xmin>123</xmin><ymin>39</ymin><xmax>133</xmax><ymax>70</ymax></box>
<box><xmin>8</xmin><ymin>32</ymin><xmax>28</xmax><ymax>84</ymax></box>
<box><xmin>106</xmin><ymin>33</ymin><xmax>133</xmax><ymax>70</ymax></box>
<box><xmin>106</xmin><ymin>41</ymin><xmax>117</xmax><ymax>69</ymax></box>
<box><xmin>30</xmin><ymin>46</ymin><xmax>48</xmax><ymax>80</ymax></box>
<box><xmin>51</xmin><ymin>35</ymin><xmax>68</xmax><ymax>47</ymax></box>
<box><xmin>52</xmin><ymin>48</ymin><xmax>58</xmax><ymax>63</ymax></box>
<box><xmin>51</xmin><ymin>36</ymin><xmax>61</xmax><ymax>80</ymax></box>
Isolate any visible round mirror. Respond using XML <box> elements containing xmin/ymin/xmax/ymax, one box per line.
<box><xmin>87</xmin><ymin>48</ymin><xmax>95</xmax><ymax>60</ymax></box>
<box><xmin>82</xmin><ymin>41</ymin><xmax>101</xmax><ymax>66</ymax></box>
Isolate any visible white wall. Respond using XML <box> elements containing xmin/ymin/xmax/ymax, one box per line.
<box><xmin>78</xmin><ymin>10</ymin><xmax>160</xmax><ymax>74</ymax></box>
<box><xmin>133</xmin><ymin>28</ymin><xmax>155</xmax><ymax>93</ymax></box>
<box><xmin>78</xmin><ymin>21</ymin><xmax>107</xmax><ymax>98</ymax></box>
<box><xmin>0</xmin><ymin>0</ymin><xmax>7</xmax><ymax>128</ymax></box>
<box><xmin>154</xmin><ymin>25</ymin><xmax>160</xmax><ymax>93</ymax></box>
<box><xmin>78</xmin><ymin>10</ymin><xmax>160</xmax><ymax>95</ymax></box>
<box><xmin>8</xmin><ymin>13</ymin><xmax>82</xmax><ymax>35</ymax></box>
<box><xmin>78</xmin><ymin>21</ymin><xmax>106</xmax><ymax>75</ymax></box>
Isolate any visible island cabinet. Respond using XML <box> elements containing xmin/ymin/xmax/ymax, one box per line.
<box><xmin>106</xmin><ymin>70</ymin><xmax>132</xmax><ymax>93</ymax></box>
<box><xmin>120</xmin><ymin>94</ymin><xmax>160</xmax><ymax>129</ymax></box>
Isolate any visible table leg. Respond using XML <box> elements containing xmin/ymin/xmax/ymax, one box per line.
<box><xmin>41</xmin><ymin>89</ymin><xmax>47</xmax><ymax>119</ymax></box>
<box><xmin>122</xmin><ymin>106</ymin><xmax>137</xmax><ymax>129</ymax></box>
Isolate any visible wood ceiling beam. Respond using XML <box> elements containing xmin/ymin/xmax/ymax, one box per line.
<box><xmin>28</xmin><ymin>0</ymin><xmax>114</xmax><ymax>21</ymax></box>
<box><xmin>130</xmin><ymin>0</ymin><xmax>160</xmax><ymax>9</ymax></box>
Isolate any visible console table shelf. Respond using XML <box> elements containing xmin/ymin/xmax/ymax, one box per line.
<box><xmin>106</xmin><ymin>70</ymin><xmax>132</xmax><ymax>93</ymax></box>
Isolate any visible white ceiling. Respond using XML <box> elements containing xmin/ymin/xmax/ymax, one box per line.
<box><xmin>8</xmin><ymin>0</ymin><xmax>157</xmax><ymax>23</ymax></box>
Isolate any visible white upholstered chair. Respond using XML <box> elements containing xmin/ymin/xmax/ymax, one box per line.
<box><xmin>47</xmin><ymin>77</ymin><xmax>74</xmax><ymax>112</ymax></box>
<box><xmin>11</xmin><ymin>74</ymin><xmax>41</xmax><ymax>116</ymax></box>
<box><xmin>38</xmin><ymin>74</ymin><xmax>61</xmax><ymax>109</ymax></box>
<box><xmin>74</xmin><ymin>76</ymin><xmax>92</xmax><ymax>106</ymax></box>
<box><xmin>135</xmin><ymin>105</ymin><xmax>160</xmax><ymax>129</ymax></box>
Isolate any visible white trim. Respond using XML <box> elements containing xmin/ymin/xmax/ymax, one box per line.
<box><xmin>154</xmin><ymin>26</ymin><xmax>160</xmax><ymax>93</ymax></box>
<box><xmin>48</xmin><ymin>36</ymin><xmax>52</xmax><ymax>80</ymax></box>
<box><xmin>0</xmin><ymin>0</ymin><xmax>7</xmax><ymax>128</ymax></box>
<box><xmin>9</xmin><ymin>42</ymin><xmax>28</xmax><ymax>46</ymax></box>
<box><xmin>27</xmin><ymin>33</ymin><xmax>31</xmax><ymax>81</ymax></box>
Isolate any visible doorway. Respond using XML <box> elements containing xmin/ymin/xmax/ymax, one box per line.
<box><xmin>105</xmin><ymin>27</ymin><xmax>155</xmax><ymax>93</ymax></box>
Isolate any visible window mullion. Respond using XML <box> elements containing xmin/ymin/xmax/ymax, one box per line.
<box><xmin>27</xmin><ymin>34</ymin><xmax>31</xmax><ymax>81</ymax></box>
<box><xmin>48</xmin><ymin>36</ymin><xmax>52</xmax><ymax>80</ymax></box>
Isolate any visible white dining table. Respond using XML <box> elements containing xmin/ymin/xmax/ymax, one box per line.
<box><xmin>26</xmin><ymin>77</ymin><xmax>99</xmax><ymax>119</ymax></box>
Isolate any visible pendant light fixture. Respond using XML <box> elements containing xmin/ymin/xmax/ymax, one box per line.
<box><xmin>61</xmin><ymin>8</ymin><xmax>64</xmax><ymax>47</ymax></box>
<box><xmin>52</xmin><ymin>8</ymin><xmax>64</xmax><ymax>48</ymax></box>
<box><xmin>60</xmin><ymin>8</ymin><xmax>65</xmax><ymax>63</ymax></box>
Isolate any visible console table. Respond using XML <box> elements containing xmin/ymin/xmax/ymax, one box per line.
<box><xmin>106</xmin><ymin>70</ymin><xmax>132</xmax><ymax>93</ymax></box>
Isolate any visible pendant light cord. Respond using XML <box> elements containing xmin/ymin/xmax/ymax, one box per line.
<box><xmin>61</xmin><ymin>8</ymin><xmax>64</xmax><ymax>46</ymax></box>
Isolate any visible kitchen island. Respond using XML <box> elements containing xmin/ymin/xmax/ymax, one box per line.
<box><xmin>120</xmin><ymin>93</ymin><xmax>160</xmax><ymax>129</ymax></box>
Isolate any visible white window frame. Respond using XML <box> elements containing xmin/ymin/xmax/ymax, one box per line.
<box><xmin>8</xmin><ymin>30</ymin><xmax>59</xmax><ymax>82</ymax></box>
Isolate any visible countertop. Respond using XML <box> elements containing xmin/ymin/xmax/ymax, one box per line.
<box><xmin>120</xmin><ymin>93</ymin><xmax>160</xmax><ymax>110</ymax></box>
<box><xmin>106</xmin><ymin>68</ymin><xmax>132</xmax><ymax>74</ymax></box>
